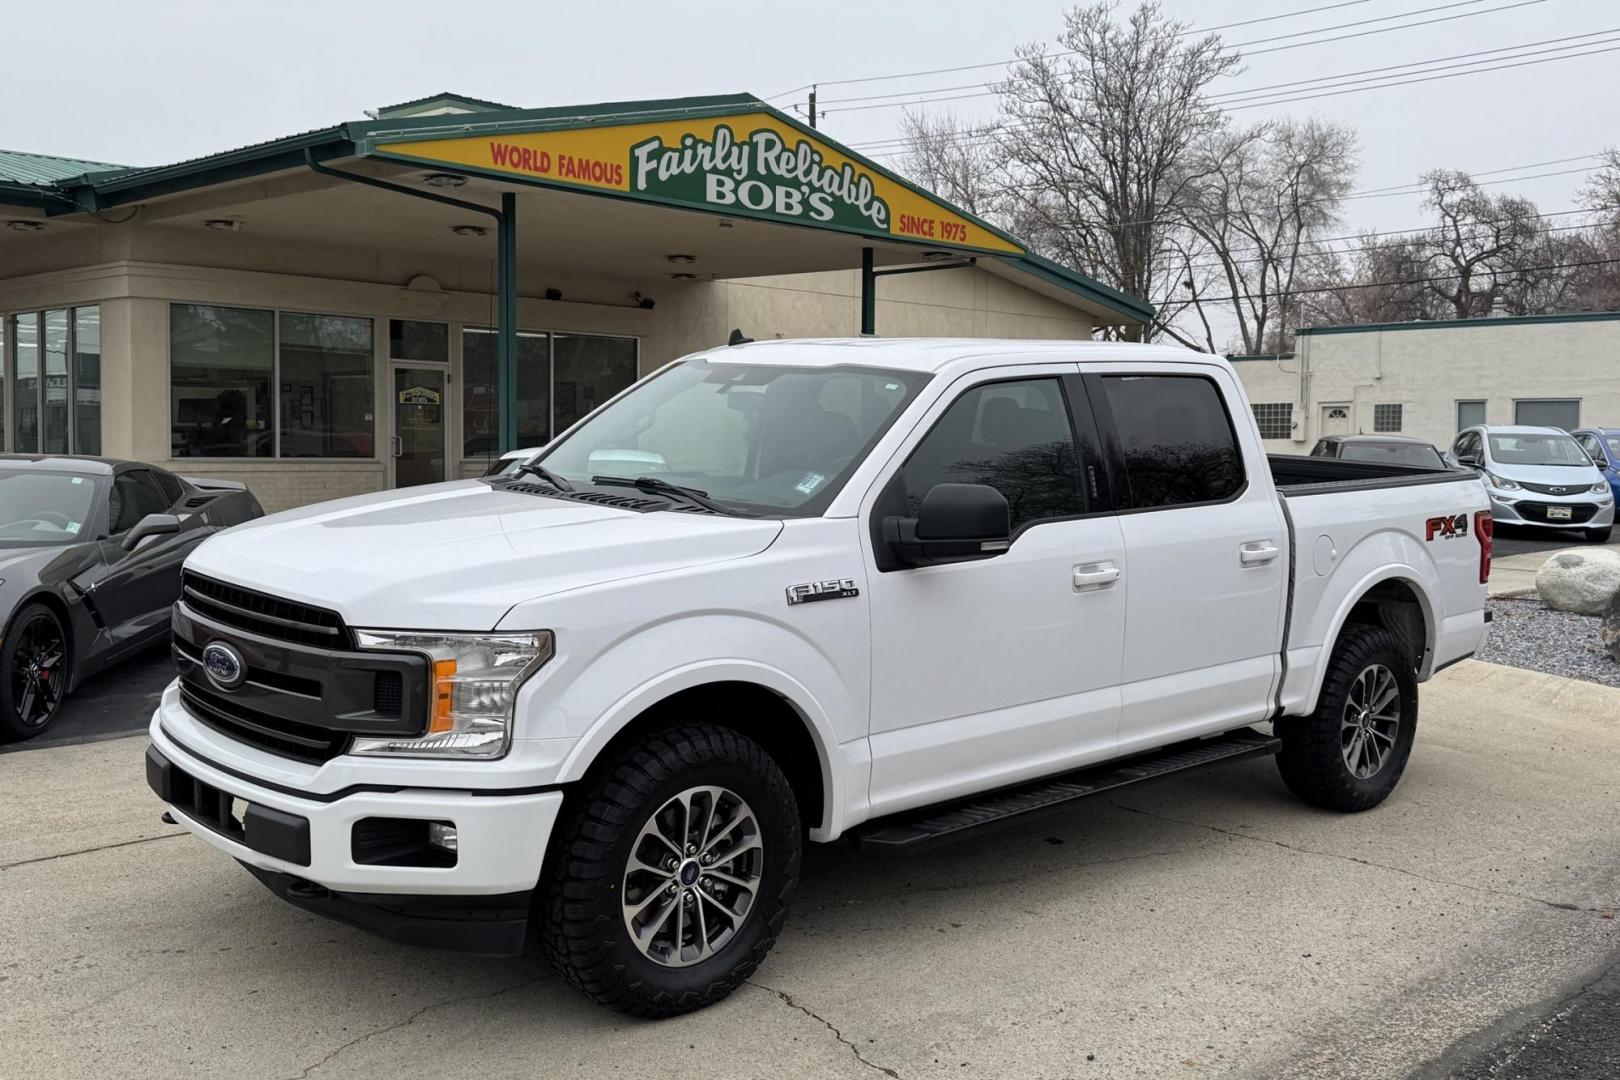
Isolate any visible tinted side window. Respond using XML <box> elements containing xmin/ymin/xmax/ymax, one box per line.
<box><xmin>110</xmin><ymin>471</ymin><xmax>170</xmax><ymax>533</ymax></box>
<box><xmin>902</xmin><ymin>378</ymin><xmax>1084</xmax><ymax>532</ymax></box>
<box><xmin>1101</xmin><ymin>374</ymin><xmax>1244</xmax><ymax>509</ymax></box>
<box><xmin>151</xmin><ymin>470</ymin><xmax>184</xmax><ymax>505</ymax></box>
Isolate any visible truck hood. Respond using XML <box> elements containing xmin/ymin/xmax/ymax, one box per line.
<box><xmin>185</xmin><ymin>480</ymin><xmax>783</xmax><ymax>630</ymax></box>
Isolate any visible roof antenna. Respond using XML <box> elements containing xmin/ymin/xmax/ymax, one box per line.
<box><xmin>728</xmin><ymin>328</ymin><xmax>754</xmax><ymax>346</ymax></box>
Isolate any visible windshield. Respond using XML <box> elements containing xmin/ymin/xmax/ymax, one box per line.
<box><xmin>539</xmin><ymin>360</ymin><xmax>931</xmax><ymax>515</ymax></box>
<box><xmin>0</xmin><ymin>471</ymin><xmax>98</xmax><ymax>546</ymax></box>
<box><xmin>1487</xmin><ymin>432</ymin><xmax>1592</xmax><ymax>467</ymax></box>
<box><xmin>1338</xmin><ymin>442</ymin><xmax>1444</xmax><ymax>469</ymax></box>
<box><xmin>1605</xmin><ymin>438</ymin><xmax>1620</xmax><ymax>462</ymax></box>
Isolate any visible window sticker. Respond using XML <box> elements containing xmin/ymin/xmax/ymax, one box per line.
<box><xmin>795</xmin><ymin>472</ymin><xmax>826</xmax><ymax>495</ymax></box>
<box><xmin>70</xmin><ymin>477</ymin><xmax>84</xmax><ymax>484</ymax></box>
<box><xmin>66</xmin><ymin>522</ymin><xmax>81</xmax><ymax>534</ymax></box>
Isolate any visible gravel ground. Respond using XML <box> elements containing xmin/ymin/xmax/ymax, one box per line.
<box><xmin>1477</xmin><ymin>595</ymin><xmax>1620</xmax><ymax>688</ymax></box>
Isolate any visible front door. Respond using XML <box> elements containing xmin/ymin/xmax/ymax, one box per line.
<box><xmin>1320</xmin><ymin>402</ymin><xmax>1352</xmax><ymax>437</ymax></box>
<box><xmin>391</xmin><ymin>366</ymin><xmax>447</xmax><ymax>488</ymax></box>
<box><xmin>862</xmin><ymin>367</ymin><xmax>1127</xmax><ymax>819</ymax></box>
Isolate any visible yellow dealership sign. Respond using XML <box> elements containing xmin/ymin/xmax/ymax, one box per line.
<box><xmin>372</xmin><ymin>111</ymin><xmax>1023</xmax><ymax>255</ymax></box>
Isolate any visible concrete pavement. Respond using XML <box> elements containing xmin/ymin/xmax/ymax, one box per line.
<box><xmin>3</xmin><ymin>660</ymin><xmax>1618</xmax><ymax>1079</ymax></box>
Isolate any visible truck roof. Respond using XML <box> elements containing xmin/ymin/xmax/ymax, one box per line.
<box><xmin>700</xmin><ymin>338</ymin><xmax>1204</xmax><ymax>374</ymax></box>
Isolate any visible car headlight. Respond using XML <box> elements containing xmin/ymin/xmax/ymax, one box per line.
<box><xmin>349</xmin><ymin>630</ymin><xmax>553</xmax><ymax>759</ymax></box>
<box><xmin>1590</xmin><ymin>481</ymin><xmax>1611</xmax><ymax>496</ymax></box>
<box><xmin>1485</xmin><ymin>472</ymin><xmax>1521</xmax><ymax>491</ymax></box>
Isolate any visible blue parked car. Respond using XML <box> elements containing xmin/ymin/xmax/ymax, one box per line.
<box><xmin>1572</xmin><ymin>429</ymin><xmax>1620</xmax><ymax>503</ymax></box>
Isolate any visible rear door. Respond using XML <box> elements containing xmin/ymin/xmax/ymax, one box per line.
<box><xmin>861</xmin><ymin>365</ymin><xmax>1128</xmax><ymax>817</ymax></box>
<box><xmin>1085</xmin><ymin>362</ymin><xmax>1289</xmax><ymax>754</ymax></box>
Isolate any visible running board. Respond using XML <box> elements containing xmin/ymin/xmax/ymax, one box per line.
<box><xmin>853</xmin><ymin>728</ymin><xmax>1280</xmax><ymax>855</ymax></box>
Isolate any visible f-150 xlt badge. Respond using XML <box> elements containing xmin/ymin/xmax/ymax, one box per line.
<box><xmin>786</xmin><ymin>578</ymin><xmax>860</xmax><ymax>605</ymax></box>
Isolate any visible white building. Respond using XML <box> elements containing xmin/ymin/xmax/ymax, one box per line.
<box><xmin>1232</xmin><ymin>310</ymin><xmax>1620</xmax><ymax>453</ymax></box>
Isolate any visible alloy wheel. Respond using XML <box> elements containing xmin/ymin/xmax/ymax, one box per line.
<box><xmin>1340</xmin><ymin>663</ymin><xmax>1400</xmax><ymax>780</ymax></box>
<box><xmin>11</xmin><ymin>612</ymin><xmax>65</xmax><ymax>728</ymax></box>
<box><xmin>620</xmin><ymin>785</ymin><xmax>763</xmax><ymax>968</ymax></box>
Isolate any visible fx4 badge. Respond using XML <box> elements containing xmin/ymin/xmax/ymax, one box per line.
<box><xmin>786</xmin><ymin>578</ymin><xmax>860</xmax><ymax>606</ymax></box>
<box><xmin>1425</xmin><ymin>514</ymin><xmax>1469</xmax><ymax>540</ymax></box>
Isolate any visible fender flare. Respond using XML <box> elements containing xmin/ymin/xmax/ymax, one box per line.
<box><xmin>1299</xmin><ymin>564</ymin><xmax>1438</xmax><ymax>715</ymax></box>
<box><xmin>552</xmin><ymin>658</ymin><xmax>847</xmax><ymax>838</ymax></box>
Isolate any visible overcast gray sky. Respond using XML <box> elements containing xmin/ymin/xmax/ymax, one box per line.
<box><xmin>7</xmin><ymin>0</ymin><xmax>1617</xmax><ymax>265</ymax></box>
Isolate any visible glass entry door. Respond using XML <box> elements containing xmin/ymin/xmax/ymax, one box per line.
<box><xmin>391</xmin><ymin>365</ymin><xmax>447</xmax><ymax>487</ymax></box>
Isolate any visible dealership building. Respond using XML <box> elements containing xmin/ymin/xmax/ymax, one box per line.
<box><xmin>1233</xmin><ymin>309</ymin><xmax>1620</xmax><ymax>453</ymax></box>
<box><xmin>0</xmin><ymin>92</ymin><xmax>1150</xmax><ymax>511</ymax></box>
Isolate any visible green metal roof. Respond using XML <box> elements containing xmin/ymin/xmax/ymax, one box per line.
<box><xmin>4</xmin><ymin>91</ymin><xmax>1153</xmax><ymax>325</ymax></box>
<box><xmin>374</xmin><ymin>92</ymin><xmax>517</xmax><ymax>118</ymax></box>
<box><xmin>0</xmin><ymin>148</ymin><xmax>127</xmax><ymax>186</ymax></box>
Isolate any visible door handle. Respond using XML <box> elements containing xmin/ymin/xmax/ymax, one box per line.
<box><xmin>1240</xmin><ymin>540</ymin><xmax>1281</xmax><ymax>566</ymax></box>
<box><xmin>1072</xmin><ymin>562</ymin><xmax>1120</xmax><ymax>591</ymax></box>
<box><xmin>390</xmin><ymin>435</ymin><xmax>403</xmax><ymax>458</ymax></box>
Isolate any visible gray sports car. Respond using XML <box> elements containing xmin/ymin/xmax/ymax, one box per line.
<box><xmin>0</xmin><ymin>455</ymin><xmax>262</xmax><ymax>742</ymax></box>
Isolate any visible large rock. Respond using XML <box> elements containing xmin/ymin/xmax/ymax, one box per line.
<box><xmin>1535</xmin><ymin>548</ymin><xmax>1620</xmax><ymax>616</ymax></box>
<box><xmin>1602</xmin><ymin>591</ymin><xmax>1620</xmax><ymax>660</ymax></box>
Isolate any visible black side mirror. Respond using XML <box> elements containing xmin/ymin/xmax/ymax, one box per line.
<box><xmin>882</xmin><ymin>483</ymin><xmax>1011</xmax><ymax>568</ymax></box>
<box><xmin>122</xmin><ymin>513</ymin><xmax>182</xmax><ymax>551</ymax></box>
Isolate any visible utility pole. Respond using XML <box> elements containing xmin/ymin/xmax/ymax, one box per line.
<box><xmin>808</xmin><ymin>86</ymin><xmax>817</xmax><ymax>128</ymax></box>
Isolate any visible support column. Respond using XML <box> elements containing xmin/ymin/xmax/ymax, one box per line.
<box><xmin>498</xmin><ymin>191</ymin><xmax>518</xmax><ymax>453</ymax></box>
<box><xmin>860</xmin><ymin>246</ymin><xmax>876</xmax><ymax>336</ymax></box>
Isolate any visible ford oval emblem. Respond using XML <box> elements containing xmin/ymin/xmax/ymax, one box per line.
<box><xmin>202</xmin><ymin>641</ymin><xmax>246</xmax><ymax>691</ymax></box>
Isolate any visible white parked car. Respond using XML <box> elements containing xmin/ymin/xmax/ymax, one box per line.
<box><xmin>1449</xmin><ymin>425</ymin><xmax>1614</xmax><ymax>542</ymax></box>
<box><xmin>147</xmin><ymin>339</ymin><xmax>1492</xmax><ymax>1017</ymax></box>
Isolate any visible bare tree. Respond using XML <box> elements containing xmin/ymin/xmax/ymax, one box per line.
<box><xmin>897</xmin><ymin>110</ymin><xmax>1006</xmax><ymax>221</ymax></box>
<box><xmin>1180</xmin><ymin>118</ymin><xmax>1358</xmax><ymax>353</ymax></box>
<box><xmin>993</xmin><ymin>1</ymin><xmax>1241</xmax><ymax>341</ymax></box>
<box><xmin>1296</xmin><ymin>232</ymin><xmax>1430</xmax><ymax>327</ymax></box>
<box><xmin>1414</xmin><ymin>170</ymin><xmax>1541</xmax><ymax>319</ymax></box>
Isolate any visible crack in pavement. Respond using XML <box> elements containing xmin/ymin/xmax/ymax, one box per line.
<box><xmin>283</xmin><ymin>976</ymin><xmax>548</xmax><ymax>1080</ymax></box>
<box><xmin>1107</xmin><ymin>799</ymin><xmax>1616</xmax><ymax>915</ymax></box>
<box><xmin>0</xmin><ymin>831</ymin><xmax>186</xmax><ymax>871</ymax></box>
<box><xmin>748</xmin><ymin>980</ymin><xmax>902</xmax><ymax>1078</ymax></box>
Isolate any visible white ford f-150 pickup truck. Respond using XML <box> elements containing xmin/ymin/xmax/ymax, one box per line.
<box><xmin>147</xmin><ymin>339</ymin><xmax>1492</xmax><ymax>1016</ymax></box>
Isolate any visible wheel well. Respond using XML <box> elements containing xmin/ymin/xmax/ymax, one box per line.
<box><xmin>1343</xmin><ymin>579</ymin><xmax>1429</xmax><ymax>671</ymax></box>
<box><xmin>586</xmin><ymin>681</ymin><xmax>827</xmax><ymax>833</ymax></box>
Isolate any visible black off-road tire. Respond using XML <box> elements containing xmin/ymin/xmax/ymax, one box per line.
<box><xmin>0</xmin><ymin>602</ymin><xmax>70</xmax><ymax>743</ymax></box>
<box><xmin>538</xmin><ymin>724</ymin><xmax>802</xmax><ymax>1017</ymax></box>
<box><xmin>1276</xmin><ymin>624</ymin><xmax>1418</xmax><ymax>813</ymax></box>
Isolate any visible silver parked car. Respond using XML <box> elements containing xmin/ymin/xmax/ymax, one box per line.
<box><xmin>1449</xmin><ymin>425</ymin><xmax>1614</xmax><ymax>542</ymax></box>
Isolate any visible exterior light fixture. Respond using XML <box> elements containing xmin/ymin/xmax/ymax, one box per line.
<box><xmin>920</xmin><ymin>250</ymin><xmax>954</xmax><ymax>262</ymax></box>
<box><xmin>6</xmin><ymin>220</ymin><xmax>45</xmax><ymax>232</ymax></box>
<box><xmin>666</xmin><ymin>254</ymin><xmax>696</xmax><ymax>264</ymax></box>
<box><xmin>422</xmin><ymin>173</ymin><xmax>467</xmax><ymax>188</ymax></box>
<box><xmin>632</xmin><ymin>292</ymin><xmax>656</xmax><ymax>310</ymax></box>
<box><xmin>544</xmin><ymin>288</ymin><xmax>563</xmax><ymax>301</ymax></box>
<box><xmin>716</xmin><ymin>219</ymin><xmax>735</xmax><ymax>229</ymax></box>
<box><xmin>451</xmin><ymin>224</ymin><xmax>488</xmax><ymax>237</ymax></box>
<box><xmin>203</xmin><ymin>219</ymin><xmax>243</xmax><ymax>231</ymax></box>
<box><xmin>669</xmin><ymin>272</ymin><xmax>697</xmax><ymax>280</ymax></box>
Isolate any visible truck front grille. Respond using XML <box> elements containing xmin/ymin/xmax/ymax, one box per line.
<box><xmin>180</xmin><ymin>572</ymin><xmax>348</xmax><ymax>648</ymax></box>
<box><xmin>179</xmin><ymin>681</ymin><xmax>350</xmax><ymax>764</ymax></box>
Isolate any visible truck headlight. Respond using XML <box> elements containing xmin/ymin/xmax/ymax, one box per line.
<box><xmin>1485</xmin><ymin>471</ymin><xmax>1521</xmax><ymax>491</ymax></box>
<box><xmin>349</xmin><ymin>630</ymin><xmax>553</xmax><ymax>759</ymax></box>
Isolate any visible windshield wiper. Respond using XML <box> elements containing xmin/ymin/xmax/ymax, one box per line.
<box><xmin>590</xmin><ymin>475</ymin><xmax>745</xmax><ymax>516</ymax></box>
<box><xmin>513</xmin><ymin>462</ymin><xmax>575</xmax><ymax>491</ymax></box>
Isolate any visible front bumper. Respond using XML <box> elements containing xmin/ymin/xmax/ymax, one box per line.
<box><xmin>1488</xmin><ymin>491</ymin><xmax>1614</xmax><ymax>529</ymax></box>
<box><xmin>147</xmin><ymin>720</ymin><xmax>565</xmax><ymax>953</ymax></box>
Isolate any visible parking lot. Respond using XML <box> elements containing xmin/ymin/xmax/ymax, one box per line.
<box><xmin>4</xmin><ymin>657</ymin><xmax>1617</xmax><ymax>1080</ymax></box>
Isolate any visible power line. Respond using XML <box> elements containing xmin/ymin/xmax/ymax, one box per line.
<box><xmin>1153</xmin><ymin>255</ymin><xmax>1620</xmax><ymax>306</ymax></box>
<box><xmin>767</xmin><ymin>0</ymin><xmax>1457</xmax><ymax>100</ymax></box>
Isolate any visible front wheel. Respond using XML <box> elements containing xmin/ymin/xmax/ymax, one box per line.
<box><xmin>539</xmin><ymin>724</ymin><xmax>802</xmax><ymax>1017</ymax></box>
<box><xmin>1276</xmin><ymin>624</ymin><xmax>1417</xmax><ymax>812</ymax></box>
<box><xmin>0</xmin><ymin>602</ymin><xmax>70</xmax><ymax>743</ymax></box>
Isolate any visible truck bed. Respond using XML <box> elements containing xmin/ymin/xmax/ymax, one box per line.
<box><xmin>1268</xmin><ymin>454</ymin><xmax>1475</xmax><ymax>497</ymax></box>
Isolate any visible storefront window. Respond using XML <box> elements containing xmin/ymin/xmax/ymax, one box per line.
<box><xmin>553</xmin><ymin>333</ymin><xmax>638</xmax><ymax>433</ymax></box>
<box><xmin>42</xmin><ymin>310</ymin><xmax>69</xmax><ymax>454</ymax></box>
<box><xmin>389</xmin><ymin>319</ymin><xmax>448</xmax><ymax>363</ymax></box>
<box><xmin>14</xmin><ymin>313</ymin><xmax>38</xmax><ymax>453</ymax></box>
<box><xmin>170</xmin><ymin>304</ymin><xmax>275</xmax><ymax>457</ymax></box>
<box><xmin>461</xmin><ymin>328</ymin><xmax>551</xmax><ymax>459</ymax></box>
<box><xmin>74</xmin><ymin>308</ymin><xmax>100</xmax><ymax>456</ymax></box>
<box><xmin>278</xmin><ymin>313</ymin><xmax>374</xmax><ymax>457</ymax></box>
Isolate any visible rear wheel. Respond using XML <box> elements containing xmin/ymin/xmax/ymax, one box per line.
<box><xmin>0</xmin><ymin>602</ymin><xmax>70</xmax><ymax>743</ymax></box>
<box><xmin>1277</xmin><ymin>624</ymin><xmax>1416</xmax><ymax>812</ymax></box>
<box><xmin>539</xmin><ymin>724</ymin><xmax>801</xmax><ymax>1017</ymax></box>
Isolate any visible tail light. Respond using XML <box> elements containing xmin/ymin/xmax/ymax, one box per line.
<box><xmin>1474</xmin><ymin>509</ymin><xmax>1493</xmax><ymax>584</ymax></box>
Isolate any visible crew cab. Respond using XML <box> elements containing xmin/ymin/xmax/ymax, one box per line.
<box><xmin>145</xmin><ymin>340</ymin><xmax>1491</xmax><ymax>1017</ymax></box>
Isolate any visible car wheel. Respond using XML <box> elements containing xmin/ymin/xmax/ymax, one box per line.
<box><xmin>539</xmin><ymin>724</ymin><xmax>802</xmax><ymax>1017</ymax></box>
<box><xmin>1585</xmin><ymin>525</ymin><xmax>1613</xmax><ymax>543</ymax></box>
<box><xmin>0</xmin><ymin>602</ymin><xmax>70</xmax><ymax>743</ymax></box>
<box><xmin>1276</xmin><ymin>624</ymin><xmax>1417</xmax><ymax>813</ymax></box>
